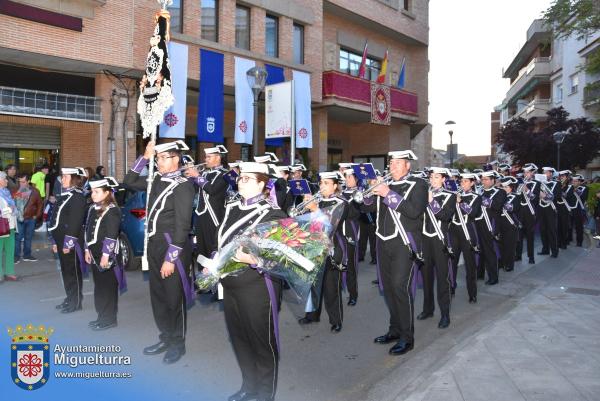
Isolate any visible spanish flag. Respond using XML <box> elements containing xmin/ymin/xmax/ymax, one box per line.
<box><xmin>376</xmin><ymin>49</ymin><xmax>388</xmax><ymax>84</ymax></box>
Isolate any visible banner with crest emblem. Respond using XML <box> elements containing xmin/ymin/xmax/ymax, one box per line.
<box><xmin>370</xmin><ymin>83</ymin><xmax>391</xmax><ymax>126</ymax></box>
<box><xmin>160</xmin><ymin>41</ymin><xmax>188</xmax><ymax>138</ymax></box>
<box><xmin>198</xmin><ymin>49</ymin><xmax>224</xmax><ymax>143</ymax></box>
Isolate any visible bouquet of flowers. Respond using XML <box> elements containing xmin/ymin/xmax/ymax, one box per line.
<box><xmin>196</xmin><ymin>205</ymin><xmax>343</xmax><ymax>304</ymax></box>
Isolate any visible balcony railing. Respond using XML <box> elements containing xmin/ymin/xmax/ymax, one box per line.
<box><xmin>511</xmin><ymin>98</ymin><xmax>552</xmax><ymax>120</ymax></box>
<box><xmin>322</xmin><ymin>70</ymin><xmax>418</xmax><ymax>116</ymax></box>
<box><xmin>0</xmin><ymin>86</ymin><xmax>101</xmax><ymax>122</ymax></box>
<box><xmin>583</xmin><ymin>83</ymin><xmax>600</xmax><ymax>108</ymax></box>
<box><xmin>506</xmin><ymin>58</ymin><xmax>551</xmax><ymax>104</ymax></box>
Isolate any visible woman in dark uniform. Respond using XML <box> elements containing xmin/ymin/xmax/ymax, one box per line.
<box><xmin>298</xmin><ymin>171</ymin><xmax>358</xmax><ymax>332</ymax></box>
<box><xmin>48</xmin><ymin>167</ymin><xmax>88</xmax><ymax>313</ymax></box>
<box><xmin>84</xmin><ymin>177</ymin><xmax>123</xmax><ymax>331</ymax></box>
<box><xmin>218</xmin><ymin>162</ymin><xmax>287</xmax><ymax>401</ymax></box>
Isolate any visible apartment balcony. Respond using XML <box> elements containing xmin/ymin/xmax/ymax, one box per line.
<box><xmin>321</xmin><ymin>70</ymin><xmax>418</xmax><ymax>120</ymax></box>
<box><xmin>505</xmin><ymin>57</ymin><xmax>551</xmax><ymax>105</ymax></box>
<box><xmin>0</xmin><ymin>86</ymin><xmax>102</xmax><ymax>122</ymax></box>
<box><xmin>511</xmin><ymin>98</ymin><xmax>552</xmax><ymax>121</ymax></box>
<box><xmin>583</xmin><ymin>83</ymin><xmax>600</xmax><ymax>108</ymax></box>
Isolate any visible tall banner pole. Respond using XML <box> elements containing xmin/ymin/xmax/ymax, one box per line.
<box><xmin>290</xmin><ymin>80</ymin><xmax>296</xmax><ymax>166</ymax></box>
<box><xmin>137</xmin><ymin>0</ymin><xmax>175</xmax><ymax>271</ymax></box>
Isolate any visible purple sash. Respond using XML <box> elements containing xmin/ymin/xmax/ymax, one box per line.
<box><xmin>406</xmin><ymin>232</ymin><xmax>422</xmax><ymax>299</ymax></box>
<box><xmin>264</xmin><ymin>274</ymin><xmax>280</xmax><ymax>354</ymax></box>
<box><xmin>73</xmin><ymin>242</ymin><xmax>89</xmax><ymax>278</ymax></box>
<box><xmin>335</xmin><ymin>231</ymin><xmax>348</xmax><ymax>290</ymax></box>
<box><xmin>114</xmin><ymin>262</ymin><xmax>127</xmax><ymax>295</ymax></box>
<box><xmin>164</xmin><ymin>233</ymin><xmax>195</xmax><ymax>308</ymax></box>
<box><xmin>375</xmin><ymin>238</ymin><xmax>383</xmax><ymax>292</ymax></box>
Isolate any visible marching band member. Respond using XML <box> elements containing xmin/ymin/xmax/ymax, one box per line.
<box><xmin>49</xmin><ymin>167</ymin><xmax>88</xmax><ymax>313</ymax></box>
<box><xmin>571</xmin><ymin>174</ymin><xmax>588</xmax><ymax>247</ymax></box>
<box><xmin>274</xmin><ymin>165</ymin><xmax>294</xmax><ymax>213</ymax></box>
<box><xmin>125</xmin><ymin>140</ymin><xmax>195</xmax><ymax>365</ymax></box>
<box><xmin>84</xmin><ymin>177</ymin><xmax>122</xmax><ymax>330</ymax></box>
<box><xmin>475</xmin><ymin>171</ymin><xmax>505</xmax><ymax>285</ymax></box>
<box><xmin>419</xmin><ymin>167</ymin><xmax>456</xmax><ymax>329</ymax></box>
<box><xmin>449</xmin><ymin>173</ymin><xmax>481</xmax><ymax>303</ymax></box>
<box><xmin>299</xmin><ymin>171</ymin><xmax>358</xmax><ymax>332</ymax></box>
<box><xmin>341</xmin><ymin>168</ymin><xmax>361</xmax><ymax>306</ymax></box>
<box><xmin>216</xmin><ymin>162</ymin><xmax>287</xmax><ymax>401</ymax></box>
<box><xmin>557</xmin><ymin>170</ymin><xmax>575</xmax><ymax>249</ymax></box>
<box><xmin>289</xmin><ymin>164</ymin><xmax>309</xmax><ymax>206</ymax></box>
<box><xmin>363</xmin><ymin>150</ymin><xmax>427</xmax><ymax>355</ymax></box>
<box><xmin>187</xmin><ymin>145</ymin><xmax>229</xmax><ymax>268</ymax></box>
<box><xmin>498</xmin><ymin>177</ymin><xmax>521</xmax><ymax>272</ymax></box>
<box><xmin>538</xmin><ymin>167</ymin><xmax>560</xmax><ymax>257</ymax></box>
<box><xmin>516</xmin><ymin>163</ymin><xmax>540</xmax><ymax>264</ymax></box>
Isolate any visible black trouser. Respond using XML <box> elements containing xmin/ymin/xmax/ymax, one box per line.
<box><xmin>58</xmin><ymin>248</ymin><xmax>83</xmax><ymax>309</ymax></box>
<box><xmin>421</xmin><ymin>236</ymin><xmax>451</xmax><ymax>317</ymax></box>
<box><xmin>449</xmin><ymin>224</ymin><xmax>477</xmax><ymax>298</ymax></box>
<box><xmin>557</xmin><ymin>204</ymin><xmax>570</xmax><ymax>248</ymax></box>
<box><xmin>346</xmin><ymin>243</ymin><xmax>358</xmax><ymax>301</ymax></box>
<box><xmin>358</xmin><ymin>220</ymin><xmax>376</xmax><ymax>261</ymax></box>
<box><xmin>517</xmin><ymin>210</ymin><xmax>536</xmax><ymax>259</ymax></box>
<box><xmin>222</xmin><ymin>270</ymin><xmax>280</xmax><ymax>400</ymax></box>
<box><xmin>306</xmin><ymin>258</ymin><xmax>343</xmax><ymax>326</ymax></box>
<box><xmin>379</xmin><ymin>235</ymin><xmax>420</xmax><ymax>343</ymax></box>
<box><xmin>148</xmin><ymin>235</ymin><xmax>190</xmax><ymax>348</ymax></box>
<box><xmin>195</xmin><ymin>215</ymin><xmax>218</xmax><ymax>265</ymax></box>
<box><xmin>539</xmin><ymin>206</ymin><xmax>558</xmax><ymax>255</ymax></box>
<box><xmin>91</xmin><ymin>262</ymin><xmax>118</xmax><ymax>324</ymax></box>
<box><xmin>498</xmin><ymin>217</ymin><xmax>518</xmax><ymax>271</ymax></box>
<box><xmin>475</xmin><ymin>219</ymin><xmax>499</xmax><ymax>282</ymax></box>
<box><xmin>572</xmin><ymin>208</ymin><xmax>585</xmax><ymax>246</ymax></box>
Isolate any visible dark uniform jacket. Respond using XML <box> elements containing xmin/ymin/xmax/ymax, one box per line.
<box><xmin>195</xmin><ymin>166</ymin><xmax>229</xmax><ymax>226</ymax></box>
<box><xmin>84</xmin><ymin>204</ymin><xmax>122</xmax><ymax>264</ymax></box>
<box><xmin>424</xmin><ymin>188</ymin><xmax>456</xmax><ymax>240</ymax></box>
<box><xmin>48</xmin><ymin>187</ymin><xmax>87</xmax><ymax>249</ymax></box>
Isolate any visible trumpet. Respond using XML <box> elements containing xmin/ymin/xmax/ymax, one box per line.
<box><xmin>287</xmin><ymin>193</ymin><xmax>323</xmax><ymax>217</ymax></box>
<box><xmin>352</xmin><ymin>173</ymin><xmax>393</xmax><ymax>204</ymax></box>
<box><xmin>178</xmin><ymin>162</ymin><xmax>207</xmax><ymax>173</ymax></box>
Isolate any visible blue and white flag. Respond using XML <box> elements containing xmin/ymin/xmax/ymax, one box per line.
<box><xmin>265</xmin><ymin>64</ymin><xmax>285</xmax><ymax>147</ymax></box>
<box><xmin>234</xmin><ymin>57</ymin><xmax>256</xmax><ymax>144</ymax></box>
<box><xmin>159</xmin><ymin>42</ymin><xmax>188</xmax><ymax>138</ymax></box>
<box><xmin>293</xmin><ymin>70</ymin><xmax>312</xmax><ymax>148</ymax></box>
<box><xmin>397</xmin><ymin>56</ymin><xmax>406</xmax><ymax>89</ymax></box>
<box><xmin>198</xmin><ymin>49</ymin><xmax>224</xmax><ymax>143</ymax></box>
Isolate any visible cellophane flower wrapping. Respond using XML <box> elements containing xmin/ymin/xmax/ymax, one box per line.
<box><xmin>196</xmin><ymin>204</ymin><xmax>344</xmax><ymax>306</ymax></box>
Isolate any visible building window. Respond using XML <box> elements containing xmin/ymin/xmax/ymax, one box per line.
<box><xmin>201</xmin><ymin>0</ymin><xmax>218</xmax><ymax>42</ymax></box>
<box><xmin>339</xmin><ymin>49</ymin><xmax>381</xmax><ymax>81</ymax></box>
<box><xmin>235</xmin><ymin>5</ymin><xmax>250</xmax><ymax>50</ymax></box>
<box><xmin>555</xmin><ymin>83</ymin><xmax>563</xmax><ymax>103</ymax></box>
<box><xmin>168</xmin><ymin>0</ymin><xmax>183</xmax><ymax>33</ymax></box>
<box><xmin>265</xmin><ymin>15</ymin><xmax>278</xmax><ymax>57</ymax></box>
<box><xmin>293</xmin><ymin>23</ymin><xmax>304</xmax><ymax>64</ymax></box>
<box><xmin>403</xmin><ymin>0</ymin><xmax>410</xmax><ymax>11</ymax></box>
<box><xmin>569</xmin><ymin>74</ymin><xmax>579</xmax><ymax>94</ymax></box>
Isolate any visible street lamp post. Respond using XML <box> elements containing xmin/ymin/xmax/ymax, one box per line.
<box><xmin>445</xmin><ymin>120</ymin><xmax>456</xmax><ymax>168</ymax></box>
<box><xmin>246</xmin><ymin>66</ymin><xmax>268</xmax><ymax>157</ymax></box>
<box><xmin>553</xmin><ymin>130</ymin><xmax>567</xmax><ymax>170</ymax></box>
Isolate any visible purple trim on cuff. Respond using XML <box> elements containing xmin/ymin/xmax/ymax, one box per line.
<box><xmin>460</xmin><ymin>203</ymin><xmax>472</xmax><ymax>214</ymax></box>
<box><xmin>164</xmin><ymin>244</ymin><xmax>183</xmax><ymax>263</ymax></box>
<box><xmin>131</xmin><ymin>156</ymin><xmax>149</xmax><ymax>173</ymax></box>
<box><xmin>482</xmin><ymin>197</ymin><xmax>492</xmax><ymax>207</ymax></box>
<box><xmin>363</xmin><ymin>196</ymin><xmax>374</xmax><ymax>206</ymax></box>
<box><xmin>528</xmin><ymin>191</ymin><xmax>535</xmax><ymax>199</ymax></box>
<box><xmin>195</xmin><ymin>176</ymin><xmax>207</xmax><ymax>187</ymax></box>
<box><xmin>383</xmin><ymin>190</ymin><xmax>404</xmax><ymax>209</ymax></box>
<box><xmin>545</xmin><ymin>193</ymin><xmax>554</xmax><ymax>201</ymax></box>
<box><xmin>504</xmin><ymin>202</ymin><xmax>513</xmax><ymax>212</ymax></box>
<box><xmin>429</xmin><ymin>199</ymin><xmax>442</xmax><ymax>214</ymax></box>
<box><xmin>63</xmin><ymin>235</ymin><xmax>77</xmax><ymax>249</ymax></box>
<box><xmin>102</xmin><ymin>238</ymin><xmax>117</xmax><ymax>255</ymax></box>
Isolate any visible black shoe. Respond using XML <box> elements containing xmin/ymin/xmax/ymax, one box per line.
<box><xmin>485</xmin><ymin>279</ymin><xmax>498</xmax><ymax>286</ymax></box>
<box><xmin>528</xmin><ymin>258</ymin><xmax>535</xmax><ymax>264</ymax></box>
<box><xmin>515</xmin><ymin>256</ymin><xmax>522</xmax><ymax>261</ymax></box>
<box><xmin>374</xmin><ymin>333</ymin><xmax>400</xmax><ymax>344</ymax></box>
<box><xmin>61</xmin><ymin>305</ymin><xmax>82</xmax><ymax>314</ymax></box>
<box><xmin>358</xmin><ymin>258</ymin><xmax>365</xmax><ymax>262</ymax></box>
<box><xmin>298</xmin><ymin>316</ymin><xmax>319</xmax><ymax>325</ymax></box>
<box><xmin>347</xmin><ymin>298</ymin><xmax>357</xmax><ymax>306</ymax></box>
<box><xmin>88</xmin><ymin>319</ymin><xmax>99</xmax><ymax>327</ymax></box>
<box><xmin>91</xmin><ymin>321</ymin><xmax>117</xmax><ymax>331</ymax></box>
<box><xmin>538</xmin><ymin>250</ymin><xmax>549</xmax><ymax>255</ymax></box>
<box><xmin>450</xmin><ymin>286</ymin><xmax>456</xmax><ymax>297</ymax></box>
<box><xmin>389</xmin><ymin>340</ymin><xmax>414</xmax><ymax>355</ymax></box>
<box><xmin>228</xmin><ymin>390</ymin><xmax>257</xmax><ymax>401</ymax></box>
<box><xmin>438</xmin><ymin>315</ymin><xmax>450</xmax><ymax>329</ymax></box>
<box><xmin>55</xmin><ymin>301</ymin><xmax>68</xmax><ymax>310</ymax></box>
<box><xmin>370</xmin><ymin>259</ymin><xmax>377</xmax><ymax>265</ymax></box>
<box><xmin>577</xmin><ymin>243</ymin><xmax>582</xmax><ymax>247</ymax></box>
<box><xmin>416</xmin><ymin>311</ymin><xmax>434</xmax><ymax>320</ymax></box>
<box><xmin>560</xmin><ymin>245</ymin><xmax>567</xmax><ymax>250</ymax></box>
<box><xmin>477</xmin><ymin>275</ymin><xmax>485</xmax><ymax>280</ymax></box>
<box><xmin>330</xmin><ymin>324</ymin><xmax>342</xmax><ymax>333</ymax></box>
<box><xmin>163</xmin><ymin>345</ymin><xmax>185</xmax><ymax>364</ymax></box>
<box><xmin>551</xmin><ymin>253</ymin><xmax>558</xmax><ymax>258</ymax></box>
<box><xmin>469</xmin><ymin>296</ymin><xmax>477</xmax><ymax>303</ymax></box>
<box><xmin>371</xmin><ymin>279</ymin><xmax>379</xmax><ymax>285</ymax></box>
<box><xmin>143</xmin><ymin>341</ymin><xmax>169</xmax><ymax>355</ymax></box>
<box><xmin>505</xmin><ymin>267</ymin><xmax>514</xmax><ymax>272</ymax></box>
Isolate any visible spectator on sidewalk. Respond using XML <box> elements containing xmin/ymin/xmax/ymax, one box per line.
<box><xmin>31</xmin><ymin>164</ymin><xmax>49</xmax><ymax>200</ymax></box>
<box><xmin>5</xmin><ymin>164</ymin><xmax>18</xmax><ymax>193</ymax></box>
<box><xmin>0</xmin><ymin>171</ymin><xmax>17</xmax><ymax>281</ymax></box>
<box><xmin>94</xmin><ymin>165</ymin><xmax>105</xmax><ymax>180</ymax></box>
<box><xmin>14</xmin><ymin>173</ymin><xmax>43</xmax><ymax>263</ymax></box>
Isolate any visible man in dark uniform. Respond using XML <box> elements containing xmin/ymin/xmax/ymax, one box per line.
<box><xmin>475</xmin><ymin>171</ymin><xmax>506</xmax><ymax>285</ymax></box>
<box><xmin>557</xmin><ymin>170</ymin><xmax>575</xmax><ymax>248</ymax></box>
<box><xmin>124</xmin><ymin>140</ymin><xmax>195</xmax><ymax>364</ymax></box>
<box><xmin>498</xmin><ymin>176</ymin><xmax>521</xmax><ymax>272</ymax></box>
<box><xmin>516</xmin><ymin>163</ymin><xmax>540</xmax><ymax>264</ymax></box>
<box><xmin>538</xmin><ymin>167</ymin><xmax>560</xmax><ymax>257</ymax></box>
<box><xmin>186</xmin><ymin>145</ymin><xmax>229</xmax><ymax>269</ymax></box>
<box><xmin>571</xmin><ymin>174</ymin><xmax>588</xmax><ymax>247</ymax></box>
<box><xmin>340</xmin><ymin>168</ymin><xmax>361</xmax><ymax>306</ymax></box>
<box><xmin>363</xmin><ymin>150</ymin><xmax>427</xmax><ymax>356</ymax></box>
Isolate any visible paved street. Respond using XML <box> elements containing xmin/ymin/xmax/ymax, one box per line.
<box><xmin>2</xmin><ymin>233</ymin><xmax>599</xmax><ymax>401</ymax></box>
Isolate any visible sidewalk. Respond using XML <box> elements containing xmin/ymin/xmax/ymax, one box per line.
<box><xmin>394</xmin><ymin>246</ymin><xmax>600</xmax><ymax>401</ymax></box>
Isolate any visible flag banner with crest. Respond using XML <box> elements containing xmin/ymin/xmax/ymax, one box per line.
<box><xmin>198</xmin><ymin>49</ymin><xmax>224</xmax><ymax>143</ymax></box>
<box><xmin>370</xmin><ymin>83</ymin><xmax>391</xmax><ymax>125</ymax></box>
<box><xmin>234</xmin><ymin>57</ymin><xmax>255</xmax><ymax>144</ymax></box>
<box><xmin>292</xmin><ymin>70</ymin><xmax>313</xmax><ymax>148</ymax></box>
<box><xmin>160</xmin><ymin>41</ymin><xmax>188</xmax><ymax>138</ymax></box>
<box><xmin>265</xmin><ymin>81</ymin><xmax>293</xmax><ymax>140</ymax></box>
<box><xmin>265</xmin><ymin>64</ymin><xmax>285</xmax><ymax>147</ymax></box>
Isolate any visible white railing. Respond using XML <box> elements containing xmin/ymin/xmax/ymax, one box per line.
<box><xmin>511</xmin><ymin>57</ymin><xmax>551</xmax><ymax>88</ymax></box>
<box><xmin>0</xmin><ymin>86</ymin><xmax>101</xmax><ymax>122</ymax></box>
<box><xmin>511</xmin><ymin>98</ymin><xmax>552</xmax><ymax>120</ymax></box>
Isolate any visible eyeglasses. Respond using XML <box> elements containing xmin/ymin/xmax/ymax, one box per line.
<box><xmin>156</xmin><ymin>155</ymin><xmax>176</xmax><ymax>161</ymax></box>
<box><xmin>236</xmin><ymin>176</ymin><xmax>258</xmax><ymax>184</ymax></box>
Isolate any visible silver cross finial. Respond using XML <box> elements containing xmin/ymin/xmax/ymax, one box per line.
<box><xmin>158</xmin><ymin>0</ymin><xmax>173</xmax><ymax>10</ymax></box>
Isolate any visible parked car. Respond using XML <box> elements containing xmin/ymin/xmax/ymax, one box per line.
<box><xmin>116</xmin><ymin>185</ymin><xmax>146</xmax><ymax>270</ymax></box>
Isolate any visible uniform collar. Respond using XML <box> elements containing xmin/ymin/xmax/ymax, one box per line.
<box><xmin>241</xmin><ymin>194</ymin><xmax>264</xmax><ymax>206</ymax></box>
<box><xmin>161</xmin><ymin>170</ymin><xmax>182</xmax><ymax>179</ymax></box>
